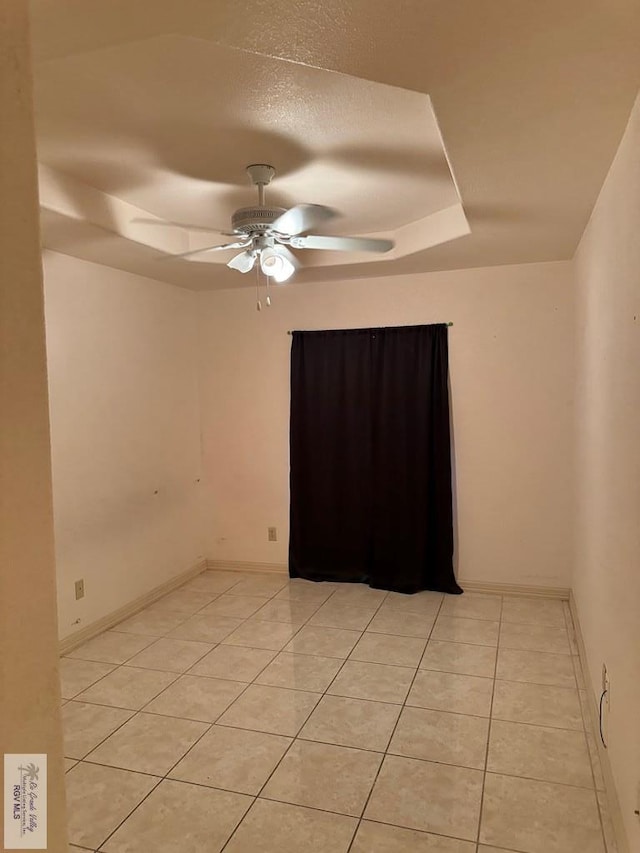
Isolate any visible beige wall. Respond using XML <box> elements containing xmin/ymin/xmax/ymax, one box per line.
<box><xmin>573</xmin><ymin>93</ymin><xmax>640</xmax><ymax>850</ymax></box>
<box><xmin>43</xmin><ymin>252</ymin><xmax>205</xmax><ymax>639</ymax></box>
<box><xmin>197</xmin><ymin>260</ymin><xmax>574</xmax><ymax>588</ymax></box>
<box><xmin>0</xmin><ymin>4</ymin><xmax>68</xmax><ymax>850</ymax></box>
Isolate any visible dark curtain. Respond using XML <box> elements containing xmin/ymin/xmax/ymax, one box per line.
<box><xmin>289</xmin><ymin>324</ymin><xmax>462</xmax><ymax>595</ymax></box>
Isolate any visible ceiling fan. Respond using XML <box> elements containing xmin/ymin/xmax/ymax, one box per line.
<box><xmin>136</xmin><ymin>164</ymin><xmax>394</xmax><ymax>282</ymax></box>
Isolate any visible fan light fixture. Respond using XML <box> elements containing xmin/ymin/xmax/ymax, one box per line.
<box><xmin>260</xmin><ymin>247</ymin><xmax>296</xmax><ymax>282</ymax></box>
<box><xmin>227</xmin><ymin>250</ymin><xmax>256</xmax><ymax>274</ymax></box>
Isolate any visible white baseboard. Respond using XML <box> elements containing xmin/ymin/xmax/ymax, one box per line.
<box><xmin>570</xmin><ymin>592</ymin><xmax>628</xmax><ymax>853</ymax></box>
<box><xmin>59</xmin><ymin>558</ymin><xmax>207</xmax><ymax>656</ymax></box>
<box><xmin>206</xmin><ymin>559</ymin><xmax>288</xmax><ymax>575</ymax></box>
<box><xmin>205</xmin><ymin>559</ymin><xmax>569</xmax><ymax>599</ymax></box>
<box><xmin>459</xmin><ymin>579</ymin><xmax>570</xmax><ymax>599</ymax></box>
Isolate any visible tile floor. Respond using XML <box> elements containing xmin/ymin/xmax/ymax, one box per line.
<box><xmin>61</xmin><ymin>570</ymin><xmax>616</xmax><ymax>853</ymax></box>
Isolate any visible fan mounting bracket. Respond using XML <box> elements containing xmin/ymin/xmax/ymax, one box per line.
<box><xmin>246</xmin><ymin>164</ymin><xmax>276</xmax><ymax>187</ymax></box>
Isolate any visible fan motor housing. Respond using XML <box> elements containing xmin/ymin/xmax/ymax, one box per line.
<box><xmin>232</xmin><ymin>206</ymin><xmax>286</xmax><ymax>234</ymax></box>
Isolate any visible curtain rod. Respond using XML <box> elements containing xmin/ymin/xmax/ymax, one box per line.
<box><xmin>287</xmin><ymin>322</ymin><xmax>453</xmax><ymax>335</ymax></box>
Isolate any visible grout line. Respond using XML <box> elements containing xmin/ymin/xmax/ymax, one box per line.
<box><xmin>75</xmin><ymin>580</ymin><xmax>284</xmax><ymax>850</ymax></box>
<box><xmin>218</xmin><ymin>591</ymin><xmax>393</xmax><ymax>853</ymax></box>
<box><xmin>475</xmin><ymin>594</ymin><xmax>503</xmax><ymax>848</ymax></box>
<box><xmin>90</xmin><ymin>766</ymin><xmax>165</xmax><ymax>850</ymax></box>
<box><xmin>345</xmin><ymin>593</ymin><xmax>447</xmax><ymax>853</ymax></box>
<box><xmin>90</xmin><ymin>678</ymin><xmax>255</xmax><ymax>849</ymax></box>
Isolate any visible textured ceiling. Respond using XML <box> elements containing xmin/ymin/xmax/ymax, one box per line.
<box><xmin>30</xmin><ymin>0</ymin><xmax>640</xmax><ymax>289</ymax></box>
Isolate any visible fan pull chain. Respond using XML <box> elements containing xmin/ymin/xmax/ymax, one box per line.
<box><xmin>265</xmin><ymin>269</ymin><xmax>271</xmax><ymax>307</ymax></box>
<box><xmin>255</xmin><ymin>262</ymin><xmax>262</xmax><ymax>311</ymax></box>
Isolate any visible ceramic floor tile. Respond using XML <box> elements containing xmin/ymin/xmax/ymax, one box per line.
<box><xmin>261</xmin><ymin>739</ymin><xmax>382</xmax><ymax>817</ymax></box>
<box><xmin>329</xmin><ymin>585</ymin><xmax>388</xmax><ymax>606</ymax></box>
<box><xmin>63</xmin><ymin>578</ymin><xmax>605</xmax><ymax>853</ymax></box>
<box><xmin>478</xmin><ymin>848</ymin><xmax>521</xmax><ymax>852</ymax></box>
<box><xmin>381</xmin><ymin>590</ymin><xmax>443</xmax><ymax>616</ymax></box>
<box><xmin>309</xmin><ymin>604</ymin><xmax>376</xmax><ymax>630</ymax></box>
<box><xmin>65</xmin><ymin>631</ymin><xmax>155</xmax><ymax>665</ymax></box>
<box><xmin>124</xmin><ymin>637</ymin><xmax>213</xmax><ymax>672</ymax></box>
<box><xmin>223</xmin><ymin>799</ymin><xmax>358</xmax><ymax>853</ymax></box>
<box><xmin>189</xmin><ymin>645</ymin><xmax>276</xmax><ymax>681</ymax></box>
<box><xmin>227</xmin><ymin>576</ymin><xmax>289</xmax><ymax>598</ymax></box>
<box><xmin>222</xmin><ymin>619</ymin><xmax>298</xmax><ymax>651</ymax></box>
<box><xmin>366</xmin><ymin>609</ymin><xmax>435</xmax><ymax>638</ymax></box>
<box><xmin>76</xmin><ymin>666</ymin><xmax>177</xmax><ymax>710</ymax></box>
<box><xmin>101</xmin><ymin>779</ymin><xmax>252</xmax><ymax>853</ymax></box>
<box><xmin>142</xmin><ymin>674</ymin><xmax>245</xmax><ymax>722</ymax></box>
<box><xmin>493</xmin><ymin>680</ymin><xmax>583</xmax><ymax>730</ymax></box>
<box><xmin>217</xmin><ymin>683</ymin><xmax>320</xmax><ymax>736</ymax></box>
<box><xmin>499</xmin><ymin>622</ymin><xmax>570</xmax><ymax>654</ymax></box>
<box><xmin>501</xmin><ymin>596</ymin><xmax>566</xmax><ymax>627</ymax></box>
<box><xmin>169</xmin><ymin>725</ymin><xmax>291</xmax><ymax>794</ymax></box>
<box><xmin>389</xmin><ymin>706</ymin><xmax>489</xmax><ymax>769</ymax></box>
<box><xmin>431</xmin><ymin>616</ymin><xmax>499</xmax><ymax>646</ymax></box>
<box><xmin>407</xmin><ymin>669</ymin><xmax>493</xmax><ymax>717</ymax></box>
<box><xmin>114</xmin><ymin>609</ymin><xmax>188</xmax><ymax>637</ymax></box>
<box><xmin>199</xmin><ymin>594</ymin><xmax>267</xmax><ymax>619</ymax></box>
<box><xmin>255</xmin><ymin>651</ymin><xmax>343</xmax><ymax>692</ymax></box>
<box><xmin>65</xmin><ymin>761</ymin><xmax>158</xmax><ymax>849</ymax></box>
<box><xmin>166</xmin><ymin>614</ymin><xmax>243</xmax><ymax>643</ymax></box>
<box><xmin>86</xmin><ymin>712</ymin><xmax>207</xmax><ymax>775</ymax></box>
<box><xmin>327</xmin><ymin>660</ymin><xmax>414</xmax><ymax>703</ymax></box>
<box><xmin>253</xmin><ymin>598</ymin><xmax>321</xmax><ymax>625</ymax></box>
<box><xmin>182</xmin><ymin>571</ymin><xmax>242</xmax><ymax>594</ymax></box>
<box><xmin>364</xmin><ymin>754</ymin><xmax>483</xmax><ymax>840</ymax></box>
<box><xmin>60</xmin><ymin>659</ymin><xmax>116</xmax><ymax>699</ymax></box>
<box><xmin>480</xmin><ymin>773</ymin><xmax>604</xmax><ymax>853</ymax></box>
<box><xmin>420</xmin><ymin>640</ymin><xmax>497</xmax><ymax>678</ymax></box>
<box><xmin>351</xmin><ymin>820</ymin><xmax>476</xmax><ymax>853</ymax></box>
<box><xmin>487</xmin><ymin>719</ymin><xmax>593</xmax><ymax>787</ymax></box>
<box><xmin>62</xmin><ymin>701</ymin><xmax>134</xmax><ymax>759</ymax></box>
<box><xmin>440</xmin><ymin>593</ymin><xmax>502</xmax><ymax>621</ymax></box>
<box><xmin>284</xmin><ymin>625</ymin><xmax>361</xmax><ymax>658</ymax></box>
<box><xmin>274</xmin><ymin>582</ymin><xmax>336</xmax><ymax>604</ymax></box>
<box><xmin>496</xmin><ymin>648</ymin><xmax>576</xmax><ymax>687</ymax></box>
<box><xmin>349</xmin><ymin>632</ymin><xmax>426</xmax><ymax>667</ymax></box>
<box><xmin>148</xmin><ymin>588</ymin><xmax>217</xmax><ymax>614</ymax></box>
<box><xmin>299</xmin><ymin>694</ymin><xmax>401</xmax><ymax>751</ymax></box>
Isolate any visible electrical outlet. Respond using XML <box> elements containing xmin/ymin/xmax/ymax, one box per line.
<box><xmin>268</xmin><ymin>526</ymin><xmax>277</xmax><ymax>542</ymax></box>
<box><xmin>75</xmin><ymin>579</ymin><xmax>85</xmax><ymax>600</ymax></box>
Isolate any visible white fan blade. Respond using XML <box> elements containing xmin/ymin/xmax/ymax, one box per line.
<box><xmin>290</xmin><ymin>234</ymin><xmax>394</xmax><ymax>253</ymax></box>
<box><xmin>133</xmin><ymin>217</ymin><xmax>238</xmax><ymax>236</ymax></box>
<box><xmin>169</xmin><ymin>240</ymin><xmax>251</xmax><ymax>260</ymax></box>
<box><xmin>271</xmin><ymin>204</ymin><xmax>337</xmax><ymax>236</ymax></box>
<box><xmin>227</xmin><ymin>250</ymin><xmax>256</xmax><ymax>273</ymax></box>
